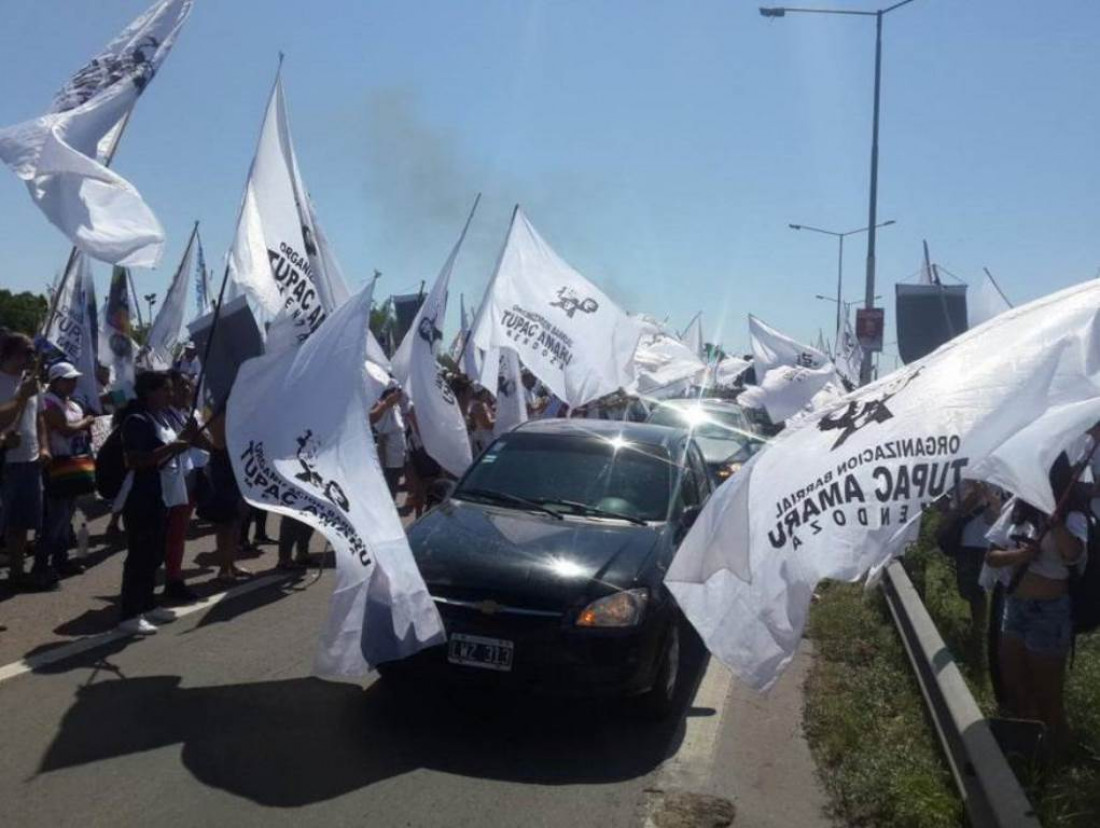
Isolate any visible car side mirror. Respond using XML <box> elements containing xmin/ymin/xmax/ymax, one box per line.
<box><xmin>681</xmin><ymin>505</ymin><xmax>703</xmax><ymax>531</ymax></box>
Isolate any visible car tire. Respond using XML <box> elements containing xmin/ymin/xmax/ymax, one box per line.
<box><xmin>635</xmin><ymin>618</ymin><xmax>681</xmax><ymax>721</ymax></box>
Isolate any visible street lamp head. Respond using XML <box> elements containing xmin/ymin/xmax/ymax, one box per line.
<box><xmin>759</xmin><ymin>7</ymin><xmax>786</xmax><ymax>17</ymax></box>
<box><xmin>882</xmin><ymin>220</ymin><xmax>896</xmax><ymax>227</ymax></box>
<box><xmin>789</xmin><ymin>224</ymin><xmax>802</xmax><ymax>230</ymax></box>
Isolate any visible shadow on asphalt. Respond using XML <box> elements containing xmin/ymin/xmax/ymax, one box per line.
<box><xmin>36</xmin><ymin>629</ymin><xmax>707</xmax><ymax>807</ymax></box>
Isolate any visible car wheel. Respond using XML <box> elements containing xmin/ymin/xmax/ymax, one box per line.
<box><xmin>636</xmin><ymin>618</ymin><xmax>681</xmax><ymax>721</ymax></box>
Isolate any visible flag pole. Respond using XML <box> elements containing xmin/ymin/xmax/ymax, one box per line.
<box><xmin>458</xmin><ymin>200</ymin><xmax>514</xmax><ymax>369</ymax></box>
<box><xmin>982</xmin><ymin>267</ymin><xmax>1013</xmax><ymax>308</ymax></box>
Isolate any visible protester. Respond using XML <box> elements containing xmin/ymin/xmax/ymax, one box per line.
<box><xmin>116</xmin><ymin>371</ymin><xmax>196</xmax><ymax>634</ymax></box>
<box><xmin>521</xmin><ymin>369</ymin><xmax>547</xmax><ymax>418</ymax></box>
<box><xmin>159</xmin><ymin>370</ymin><xmax>203</xmax><ymax>603</ymax></box>
<box><xmin>468</xmin><ymin>386</ymin><xmax>495</xmax><ymax>456</ymax></box>
<box><xmin>39</xmin><ymin>361</ymin><xmax>96</xmax><ymax>581</ymax></box>
<box><xmin>370</xmin><ymin>383</ymin><xmax>406</xmax><ymax>498</ymax></box>
<box><xmin>983</xmin><ymin>458</ymin><xmax>1089</xmax><ymax>756</ymax></box>
<box><xmin>198</xmin><ymin>411</ymin><xmax>251</xmax><ymax>583</ymax></box>
<box><xmin>940</xmin><ymin>481</ymin><xmax>1001</xmax><ymax>660</ymax></box>
<box><xmin>405</xmin><ymin>406</ymin><xmax>442</xmax><ymax>518</ymax></box>
<box><xmin>174</xmin><ymin>343</ymin><xmax>200</xmax><ymax>379</ymax></box>
<box><xmin>277</xmin><ymin>516</ymin><xmax>313</xmax><ymax>570</ymax></box>
<box><xmin>0</xmin><ymin>333</ymin><xmax>49</xmax><ymax>590</ymax></box>
<box><xmin>240</xmin><ymin>506</ymin><xmax>274</xmax><ymax>549</ymax></box>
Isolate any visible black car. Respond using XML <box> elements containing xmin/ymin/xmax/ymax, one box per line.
<box><xmin>392</xmin><ymin>419</ymin><xmax>713</xmax><ymax>717</ymax></box>
<box><xmin>646</xmin><ymin>398</ymin><xmax>768</xmax><ymax>484</ymax></box>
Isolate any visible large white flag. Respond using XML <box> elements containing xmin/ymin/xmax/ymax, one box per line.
<box><xmin>227</xmin><ymin>73</ymin><xmax>338</xmax><ymax>351</ymax></box>
<box><xmin>227</xmin><ymin>286</ymin><xmax>445</xmax><ymax>675</ymax></box>
<box><xmin>667</xmin><ymin>279</ymin><xmax>1100</xmax><ymax>691</ymax></box>
<box><xmin>43</xmin><ymin>253</ymin><xmax>101</xmax><ymax>414</ymax></box>
<box><xmin>749</xmin><ymin>315</ymin><xmax>829</xmax><ymax>375</ymax></box>
<box><xmin>493</xmin><ymin>348</ymin><xmax>529</xmax><ymax>437</ymax></box>
<box><xmin>738</xmin><ymin>362</ymin><xmax>840</xmax><ymax>423</ymax></box>
<box><xmin>391</xmin><ymin>203</ymin><xmax>477</xmax><ymax>477</ymax></box>
<box><xmin>139</xmin><ymin>223</ymin><xmax>197</xmax><ymax>370</ymax></box>
<box><xmin>630</xmin><ymin>315</ymin><xmax>705</xmax><ymax>399</ymax></box>
<box><xmin>470</xmin><ymin>208</ymin><xmax>644</xmax><ymax>408</ymax></box>
<box><xmin>0</xmin><ymin>0</ymin><xmax>193</xmax><ymax>267</ymax></box>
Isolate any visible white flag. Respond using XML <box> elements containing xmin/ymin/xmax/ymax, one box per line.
<box><xmin>227</xmin><ymin>74</ymin><xmax>333</xmax><ymax>351</ymax></box>
<box><xmin>43</xmin><ymin>253</ymin><xmax>101</xmax><ymax>414</ymax></box>
<box><xmin>712</xmin><ymin>356</ymin><xmax>750</xmax><ymax>389</ymax></box>
<box><xmin>227</xmin><ymin>286</ymin><xmax>445</xmax><ymax>675</ymax></box>
<box><xmin>682</xmin><ymin>313</ymin><xmax>705</xmax><ymax>359</ymax></box>
<box><xmin>139</xmin><ymin>223</ymin><xmax>197</xmax><ymax>370</ymax></box>
<box><xmin>834</xmin><ymin>314</ymin><xmax>863</xmax><ymax>387</ymax></box>
<box><xmin>493</xmin><ymin>348</ymin><xmax>528</xmax><ymax>437</ymax></box>
<box><xmin>749</xmin><ymin>315</ymin><xmax>829</xmax><ymax>376</ymax></box>
<box><xmin>738</xmin><ymin>362</ymin><xmax>839</xmax><ymax>423</ymax></box>
<box><xmin>630</xmin><ymin>316</ymin><xmax>705</xmax><ymax>399</ymax></box>
<box><xmin>0</xmin><ymin>0</ymin><xmax>193</xmax><ymax>267</ymax></box>
<box><xmin>968</xmin><ymin>270</ymin><xmax>1012</xmax><ymax>329</ymax></box>
<box><xmin>100</xmin><ymin>266</ymin><xmax>137</xmax><ymax>396</ymax></box>
<box><xmin>470</xmin><ymin>208</ymin><xmax>644</xmax><ymax>408</ymax></box>
<box><xmin>391</xmin><ymin>204</ymin><xmax>477</xmax><ymax>477</ymax></box>
<box><xmin>668</xmin><ymin>278</ymin><xmax>1100</xmax><ymax>691</ymax></box>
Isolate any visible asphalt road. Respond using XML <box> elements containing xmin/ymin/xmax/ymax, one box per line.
<box><xmin>0</xmin><ymin>511</ymin><xmax>832</xmax><ymax>827</ymax></box>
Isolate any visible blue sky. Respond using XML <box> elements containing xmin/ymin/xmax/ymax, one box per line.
<box><xmin>1</xmin><ymin>0</ymin><xmax>1098</xmax><ymax>365</ymax></box>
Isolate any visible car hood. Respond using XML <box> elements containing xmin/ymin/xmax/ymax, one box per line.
<box><xmin>407</xmin><ymin>500</ymin><xmax>664</xmax><ymax>611</ymax></box>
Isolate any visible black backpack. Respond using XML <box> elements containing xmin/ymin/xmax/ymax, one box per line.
<box><xmin>94</xmin><ymin>426</ymin><xmax>126</xmax><ymax>501</ymax></box>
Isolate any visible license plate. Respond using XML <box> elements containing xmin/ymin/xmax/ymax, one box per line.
<box><xmin>447</xmin><ymin>633</ymin><xmax>514</xmax><ymax>672</ymax></box>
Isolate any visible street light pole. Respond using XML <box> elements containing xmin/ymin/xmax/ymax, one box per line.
<box><xmin>763</xmin><ymin>0</ymin><xmax>919</xmax><ymax>383</ymax></box>
<box><xmin>790</xmin><ymin>220</ymin><xmax>895</xmax><ymax>348</ymax></box>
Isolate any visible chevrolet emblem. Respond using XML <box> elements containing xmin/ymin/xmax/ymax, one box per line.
<box><xmin>476</xmin><ymin>600</ymin><xmax>502</xmax><ymax>616</ymax></box>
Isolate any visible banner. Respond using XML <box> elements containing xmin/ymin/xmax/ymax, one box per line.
<box><xmin>227</xmin><ymin>73</ymin><xmax>338</xmax><ymax>351</ymax></box>
<box><xmin>0</xmin><ymin>0</ymin><xmax>193</xmax><ymax>267</ymax></box>
<box><xmin>493</xmin><ymin>348</ymin><xmax>528</xmax><ymax>437</ymax></box>
<box><xmin>42</xmin><ymin>254</ymin><xmax>101</xmax><ymax>414</ymax></box>
<box><xmin>667</xmin><ymin>279</ymin><xmax>1100</xmax><ymax>691</ymax></box>
<box><xmin>390</xmin><ymin>201</ymin><xmax>477</xmax><ymax>477</ymax></box>
<box><xmin>99</xmin><ymin>266</ymin><xmax>137</xmax><ymax>396</ymax></box>
<box><xmin>139</xmin><ymin>223</ymin><xmax>196</xmax><ymax>370</ymax></box>
<box><xmin>749</xmin><ymin>315</ymin><xmax>828</xmax><ymax>376</ymax></box>
<box><xmin>227</xmin><ymin>286</ymin><xmax>445</xmax><ymax>675</ymax></box>
<box><xmin>470</xmin><ymin>208</ymin><xmax>643</xmax><ymax>408</ymax></box>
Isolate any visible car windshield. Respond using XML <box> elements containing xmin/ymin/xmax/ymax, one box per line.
<box><xmin>648</xmin><ymin>404</ymin><xmax>753</xmax><ymax>463</ymax></box>
<box><xmin>455</xmin><ymin>432</ymin><xmax>674</xmax><ymax>522</ymax></box>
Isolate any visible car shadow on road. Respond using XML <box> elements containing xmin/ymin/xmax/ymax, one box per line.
<box><xmin>37</xmin><ymin>632</ymin><xmax>707</xmax><ymax>807</ymax></box>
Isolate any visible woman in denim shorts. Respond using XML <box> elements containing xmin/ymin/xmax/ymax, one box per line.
<box><xmin>985</xmin><ymin>497</ymin><xmax>1088</xmax><ymax>754</ymax></box>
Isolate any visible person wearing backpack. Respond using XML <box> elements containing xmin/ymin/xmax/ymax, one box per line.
<box><xmin>984</xmin><ymin>456</ymin><xmax>1089</xmax><ymax>757</ymax></box>
<box><xmin>114</xmin><ymin>372</ymin><xmax>198</xmax><ymax>635</ymax></box>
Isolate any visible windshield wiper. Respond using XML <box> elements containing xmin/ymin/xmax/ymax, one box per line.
<box><xmin>535</xmin><ymin>498</ymin><xmax>648</xmax><ymax>526</ymax></box>
<box><xmin>457</xmin><ymin>488</ymin><xmax>564</xmax><ymax>520</ymax></box>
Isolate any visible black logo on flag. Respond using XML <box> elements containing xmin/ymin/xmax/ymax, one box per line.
<box><xmin>54</xmin><ymin>36</ymin><xmax>161</xmax><ymax>112</ymax></box>
<box><xmin>550</xmin><ymin>287</ymin><xmax>599</xmax><ymax>318</ymax></box>
<box><xmin>418</xmin><ymin>315</ymin><xmax>443</xmax><ymax>349</ymax></box>
<box><xmin>294</xmin><ymin>430</ymin><xmax>350</xmax><ymax>512</ymax></box>
<box><xmin>817</xmin><ymin>368</ymin><xmax>923</xmax><ymax>450</ymax></box>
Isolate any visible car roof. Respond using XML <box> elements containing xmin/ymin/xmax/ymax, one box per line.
<box><xmin>513</xmin><ymin>417</ymin><xmax>688</xmax><ymax>452</ymax></box>
<box><xmin>650</xmin><ymin>398</ymin><xmax>746</xmax><ymax>414</ymax></box>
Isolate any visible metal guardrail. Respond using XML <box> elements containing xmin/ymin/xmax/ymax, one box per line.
<box><xmin>881</xmin><ymin>561</ymin><xmax>1041</xmax><ymax>828</ymax></box>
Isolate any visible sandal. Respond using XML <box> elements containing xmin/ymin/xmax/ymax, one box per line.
<box><xmin>231</xmin><ymin>565</ymin><xmax>253</xmax><ymax>579</ymax></box>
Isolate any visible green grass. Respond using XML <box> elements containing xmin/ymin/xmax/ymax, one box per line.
<box><xmin>804</xmin><ymin>515</ymin><xmax>1100</xmax><ymax>827</ymax></box>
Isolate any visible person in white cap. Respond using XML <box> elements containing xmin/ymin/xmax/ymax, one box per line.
<box><xmin>38</xmin><ymin>361</ymin><xmax>97</xmax><ymax>581</ymax></box>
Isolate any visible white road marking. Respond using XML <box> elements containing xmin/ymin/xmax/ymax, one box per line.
<box><xmin>661</xmin><ymin>654</ymin><xmax>734</xmax><ymax>790</ymax></box>
<box><xmin>0</xmin><ymin>572</ymin><xmax>295</xmax><ymax>685</ymax></box>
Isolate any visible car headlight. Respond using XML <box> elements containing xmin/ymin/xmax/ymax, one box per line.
<box><xmin>576</xmin><ymin>588</ymin><xmax>649</xmax><ymax>628</ymax></box>
<box><xmin>716</xmin><ymin>462</ymin><xmax>742</xmax><ymax>480</ymax></box>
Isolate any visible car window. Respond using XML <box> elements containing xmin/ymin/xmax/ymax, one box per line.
<box><xmin>456</xmin><ymin>432</ymin><xmax>674</xmax><ymax>521</ymax></box>
<box><xmin>689</xmin><ymin>444</ymin><xmax>712</xmax><ymax>498</ymax></box>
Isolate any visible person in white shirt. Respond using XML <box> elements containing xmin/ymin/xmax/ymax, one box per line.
<box><xmin>39</xmin><ymin>362</ymin><xmax>96</xmax><ymax>580</ymax></box>
<box><xmin>0</xmin><ymin>333</ymin><xmax>50</xmax><ymax>590</ymax></box>
<box><xmin>370</xmin><ymin>383</ymin><xmax>407</xmax><ymax>498</ymax></box>
<box><xmin>984</xmin><ymin>461</ymin><xmax>1089</xmax><ymax>755</ymax></box>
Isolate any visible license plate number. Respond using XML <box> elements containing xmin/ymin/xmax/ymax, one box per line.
<box><xmin>447</xmin><ymin>633</ymin><xmax>514</xmax><ymax>672</ymax></box>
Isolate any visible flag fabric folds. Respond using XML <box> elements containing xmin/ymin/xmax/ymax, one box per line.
<box><xmin>629</xmin><ymin>316</ymin><xmax>705</xmax><ymax>399</ymax></box>
<box><xmin>226</xmin><ymin>73</ymin><xmax>347</xmax><ymax>352</ymax></box>
<box><xmin>470</xmin><ymin>208</ymin><xmax>644</xmax><ymax>408</ymax></box>
<box><xmin>99</xmin><ymin>266</ymin><xmax>137</xmax><ymax>396</ymax></box>
<box><xmin>749</xmin><ymin>315</ymin><xmax>829</xmax><ymax>375</ymax></box>
<box><xmin>139</xmin><ymin>223</ymin><xmax>197</xmax><ymax>370</ymax></box>
<box><xmin>667</xmin><ymin>279</ymin><xmax>1100</xmax><ymax>691</ymax></box>
<box><xmin>0</xmin><ymin>0</ymin><xmax>193</xmax><ymax>267</ymax></box>
<box><xmin>227</xmin><ymin>286</ymin><xmax>445</xmax><ymax>676</ymax></box>
<box><xmin>391</xmin><ymin>203</ymin><xmax>477</xmax><ymax>478</ymax></box>
<box><xmin>738</xmin><ymin>362</ymin><xmax>839</xmax><ymax>424</ymax></box>
<box><xmin>43</xmin><ymin>253</ymin><xmax>101</xmax><ymax>414</ymax></box>
<box><xmin>493</xmin><ymin>348</ymin><xmax>528</xmax><ymax>437</ymax></box>
<box><xmin>682</xmin><ymin>313</ymin><xmax>705</xmax><ymax>360</ymax></box>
